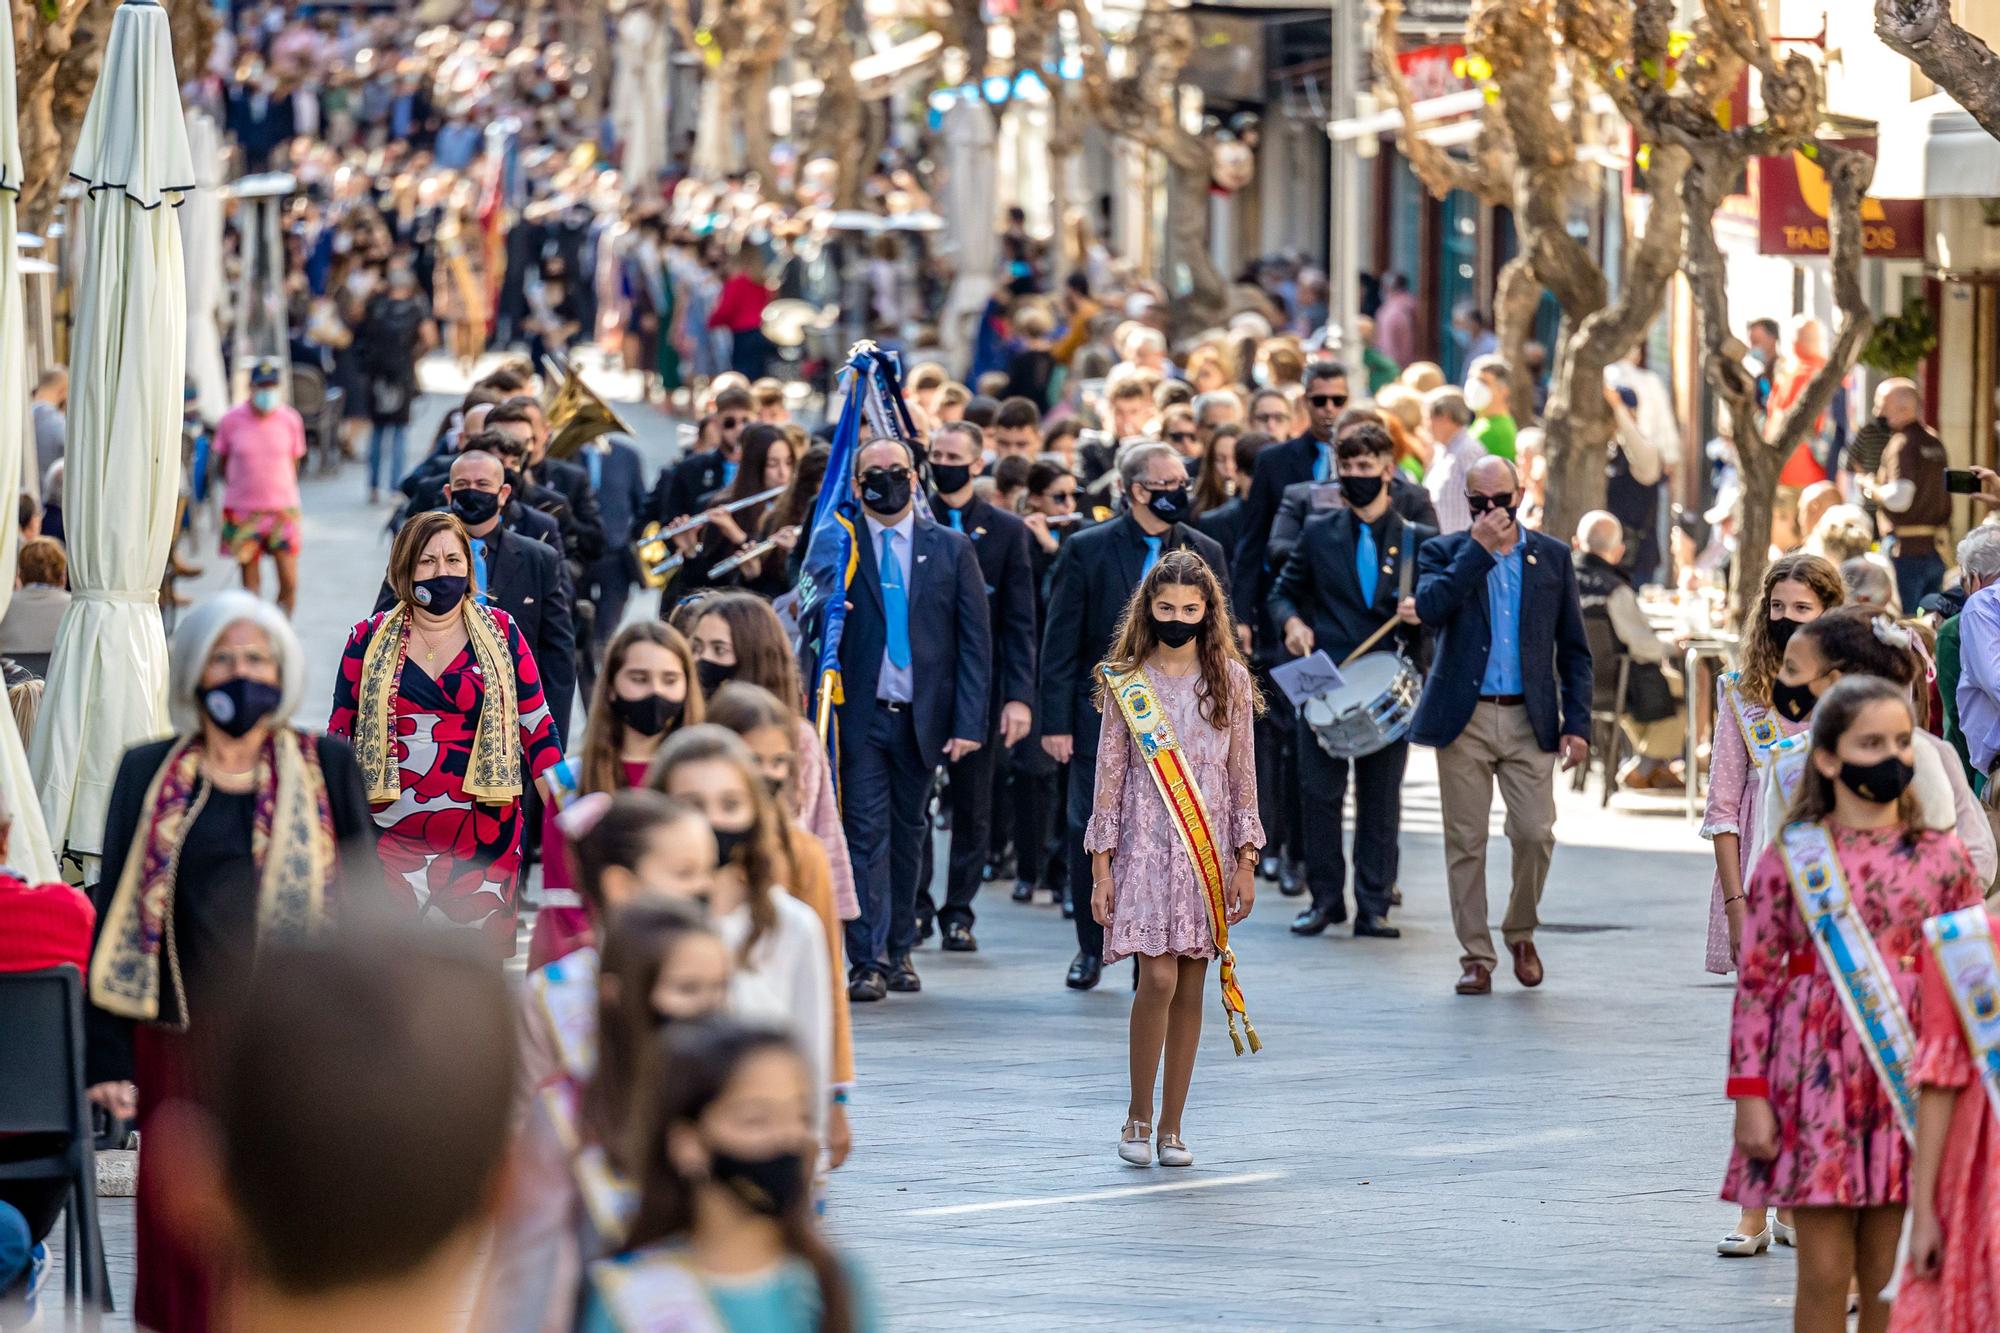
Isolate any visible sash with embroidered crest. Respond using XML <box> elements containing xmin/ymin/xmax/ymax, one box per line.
<box><xmin>1102</xmin><ymin>664</ymin><xmax>1261</xmax><ymax>1056</ymax></box>
<box><xmin>1721</xmin><ymin>671</ymin><xmax>1787</xmax><ymax>769</ymax></box>
<box><xmin>587</xmin><ymin>1249</ymin><xmax>724</xmax><ymax>1333</ymax></box>
<box><xmin>529</xmin><ymin>951</ymin><xmax>638</xmax><ymax>1244</ymax></box>
<box><xmin>1921</xmin><ymin>907</ymin><xmax>2000</xmax><ymax>1124</ymax></box>
<box><xmin>1778</xmin><ymin>821</ymin><xmax>1921</xmax><ymax>1142</ymax></box>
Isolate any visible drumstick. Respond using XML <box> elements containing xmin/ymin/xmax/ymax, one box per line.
<box><xmin>1340</xmin><ymin>616</ymin><xmax>1403</xmax><ymax>668</ymax></box>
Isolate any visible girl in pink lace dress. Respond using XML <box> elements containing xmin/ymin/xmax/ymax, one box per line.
<box><xmin>1086</xmin><ymin>551</ymin><xmax>1262</xmax><ymax>1170</ymax></box>
<box><xmin>1725</xmin><ymin>677</ymin><xmax>1980</xmax><ymax>1332</ymax></box>
<box><xmin>1891</xmin><ymin>905</ymin><xmax>2000</xmax><ymax>1332</ymax></box>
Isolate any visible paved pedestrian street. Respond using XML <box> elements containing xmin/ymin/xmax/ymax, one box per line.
<box><xmin>69</xmin><ymin>378</ymin><xmax>1797</xmax><ymax>1330</ymax></box>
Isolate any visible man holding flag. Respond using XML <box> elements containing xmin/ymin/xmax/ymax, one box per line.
<box><xmin>798</xmin><ymin>347</ymin><xmax>992</xmax><ymax>1003</ymax></box>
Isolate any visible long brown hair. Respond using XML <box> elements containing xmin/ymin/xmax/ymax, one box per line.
<box><xmin>580</xmin><ymin>623</ymin><xmax>705</xmax><ymax>795</ymax></box>
<box><xmin>673</xmin><ymin>592</ymin><xmax>806</xmax><ymax>709</ymax></box>
<box><xmin>704</xmin><ymin>681</ymin><xmax>806</xmax><ymax>822</ymax></box>
<box><xmin>584</xmin><ymin>897</ymin><xmax>721</xmax><ymax>1168</ymax></box>
<box><xmin>622</xmin><ymin>1021</ymin><xmax>854</xmax><ymax>1333</ymax></box>
<box><xmin>644</xmin><ymin>726</ymin><xmax>784</xmax><ymax>963</ymax></box>
<box><xmin>1783</xmin><ymin>674</ymin><xmax>1919</xmax><ymax>831</ymax></box>
<box><xmin>1093</xmin><ymin>548</ymin><xmax>1261</xmax><ymax>725</ymax></box>
<box><xmin>725</xmin><ymin>423</ymin><xmax>792</xmax><ymax>526</ymax></box>
<box><xmin>1738</xmin><ymin>552</ymin><xmax>1845</xmax><ymax>705</ymax></box>
<box><xmin>766</xmin><ymin>441</ymin><xmax>829</xmax><ymax>536</ymax></box>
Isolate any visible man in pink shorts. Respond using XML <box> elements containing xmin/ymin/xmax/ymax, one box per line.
<box><xmin>213</xmin><ymin>359</ymin><xmax>308</xmax><ymax>614</ymax></box>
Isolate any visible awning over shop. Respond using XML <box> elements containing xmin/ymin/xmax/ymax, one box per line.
<box><xmin>1871</xmin><ymin>94</ymin><xmax>2000</xmax><ymax>200</ymax></box>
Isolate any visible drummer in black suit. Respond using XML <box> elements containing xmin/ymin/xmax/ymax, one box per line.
<box><xmin>1268</xmin><ymin>420</ymin><xmax>1432</xmax><ymax>940</ymax></box>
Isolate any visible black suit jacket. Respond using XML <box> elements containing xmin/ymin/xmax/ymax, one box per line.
<box><xmin>1039</xmin><ymin>515</ymin><xmax>1228</xmax><ymax>756</ymax></box>
<box><xmin>374</xmin><ymin>524</ymin><xmax>579</xmax><ymax>744</ymax></box>
<box><xmin>651</xmin><ymin>450</ymin><xmax>732</xmax><ymax>525</ymax></box>
<box><xmin>837</xmin><ymin>512</ymin><xmax>992</xmax><ymax>763</ymax></box>
<box><xmin>932</xmin><ymin>494</ymin><xmax>1037</xmax><ymax>723</ymax></box>
<box><xmin>1269</xmin><ymin>508</ymin><xmax>1435</xmax><ymax>663</ymax></box>
<box><xmin>1410</xmin><ymin>529</ymin><xmax>1591</xmax><ymax>753</ymax></box>
<box><xmin>587</xmin><ymin>439</ymin><xmax>649</xmax><ymax>551</ymax></box>
<box><xmin>1231</xmin><ymin>432</ymin><xmax>1326</xmax><ymax>622</ymax></box>
<box><xmin>538</xmin><ymin>455</ymin><xmax>607</xmax><ymax>564</ymax></box>
<box><xmin>1266</xmin><ymin>475</ymin><xmax>1439</xmax><ymax>581</ymax></box>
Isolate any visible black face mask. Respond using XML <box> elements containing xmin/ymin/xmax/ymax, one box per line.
<box><xmin>695</xmin><ymin>658</ymin><xmax>734</xmax><ymax>697</ymax></box>
<box><xmin>202</xmin><ymin>676</ymin><xmax>283</xmax><ymax>739</ymax></box>
<box><xmin>1151</xmin><ymin>615</ymin><xmax>1202</xmax><ymax>649</ymax></box>
<box><xmin>610</xmin><ymin>691</ymin><xmax>682</xmax><ymax>738</ymax></box>
<box><xmin>1338</xmin><ymin>474</ymin><xmax>1384</xmax><ymax>509</ymax></box>
<box><xmin>1770</xmin><ymin>675</ymin><xmax>1820</xmax><ymax>724</ymax></box>
<box><xmin>713</xmin><ymin>824</ymin><xmax>751</xmax><ymax>870</ymax></box>
<box><xmin>860</xmin><ymin>467</ymin><xmax>913</xmax><ymax>516</ymax></box>
<box><xmin>1144</xmin><ymin>484</ymin><xmax>1192</xmax><ymax>526</ymax></box>
<box><xmin>763</xmin><ymin>773</ymin><xmax>786</xmax><ymax>799</ymax></box>
<box><xmin>1768</xmin><ymin>616</ymin><xmax>1805</xmax><ymax>654</ymax></box>
<box><xmin>707</xmin><ymin>1146</ymin><xmax>809</xmax><ymax>1218</ymax></box>
<box><xmin>1838</xmin><ymin>755</ymin><xmax>1916</xmax><ymax>805</ymax></box>
<box><xmin>411</xmin><ymin>574</ymin><xmax>469</xmax><ymax>615</ymax></box>
<box><xmin>931</xmin><ymin>462</ymin><xmax>974</xmax><ymax>495</ymax></box>
<box><xmin>449</xmin><ymin>488</ymin><xmax>502</xmax><ymax>526</ymax></box>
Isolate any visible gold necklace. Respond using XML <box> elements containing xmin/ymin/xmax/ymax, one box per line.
<box><xmin>411</xmin><ymin>621</ymin><xmax>455</xmax><ymax>665</ymax></box>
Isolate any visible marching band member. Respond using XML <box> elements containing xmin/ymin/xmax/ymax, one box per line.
<box><xmin>1725</xmin><ymin>676</ymin><xmax>1981</xmax><ymax>1332</ymax></box>
<box><xmin>1086</xmin><ymin>551</ymin><xmax>1261</xmax><ymax>1169</ymax></box>
<box><xmin>922</xmin><ymin>422</ymin><xmax>1037</xmax><ymax>953</ymax></box>
<box><xmin>1268</xmin><ymin>419</ymin><xmax>1431</xmax><ymax>939</ymax></box>
<box><xmin>1040</xmin><ymin>443</ymin><xmax>1227</xmax><ymax>991</ymax></box>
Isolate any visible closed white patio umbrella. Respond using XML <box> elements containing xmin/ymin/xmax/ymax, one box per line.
<box><xmin>0</xmin><ymin>0</ymin><xmax>59</xmax><ymax>879</ymax></box>
<box><xmin>182</xmin><ymin>108</ymin><xmax>228</xmax><ymax>426</ymax></box>
<box><xmin>30</xmin><ymin>0</ymin><xmax>192</xmax><ymax>860</ymax></box>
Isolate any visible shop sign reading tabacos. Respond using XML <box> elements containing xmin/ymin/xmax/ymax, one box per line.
<box><xmin>1756</xmin><ymin>137</ymin><xmax>1923</xmax><ymax>259</ymax></box>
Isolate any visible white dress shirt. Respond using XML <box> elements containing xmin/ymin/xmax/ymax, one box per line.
<box><xmin>864</xmin><ymin>509</ymin><xmax>916</xmax><ymax>703</ymax></box>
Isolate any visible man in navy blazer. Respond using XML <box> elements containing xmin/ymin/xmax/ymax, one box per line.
<box><xmin>1230</xmin><ymin>360</ymin><xmax>1351</xmax><ymax>627</ymax></box>
<box><xmin>837</xmin><ymin>437</ymin><xmax>992</xmax><ymax>1002</ymax></box>
<box><xmin>1412</xmin><ymin>456</ymin><xmax>1591</xmax><ymax>997</ymax></box>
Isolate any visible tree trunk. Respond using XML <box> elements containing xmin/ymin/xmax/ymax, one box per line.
<box><xmin>738</xmin><ymin>60</ymin><xmax>774</xmax><ymax>176</ymax></box>
<box><xmin>1877</xmin><ymin>0</ymin><xmax>2000</xmax><ymax>140</ymax></box>
<box><xmin>1162</xmin><ymin>148</ymin><xmax>1224</xmax><ymax>337</ymax></box>
<box><xmin>1493</xmin><ymin>254</ymin><xmax>1541</xmax><ymax>425</ymax></box>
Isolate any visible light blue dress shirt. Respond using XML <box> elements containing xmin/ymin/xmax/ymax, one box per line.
<box><xmin>865</xmin><ymin>511</ymin><xmax>916</xmax><ymax>703</ymax></box>
<box><xmin>470</xmin><ymin>535</ymin><xmax>492</xmax><ymax>607</ymax></box>
<box><xmin>1959</xmin><ymin>585</ymin><xmax>2000</xmax><ymax>772</ymax></box>
<box><xmin>1479</xmin><ymin>540</ymin><xmax>1525</xmax><ymax>695</ymax></box>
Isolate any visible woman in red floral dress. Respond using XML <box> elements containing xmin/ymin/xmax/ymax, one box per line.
<box><xmin>329</xmin><ymin>511</ymin><xmax>563</xmax><ymax>956</ymax></box>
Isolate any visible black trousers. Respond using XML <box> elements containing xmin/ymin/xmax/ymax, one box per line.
<box><xmin>938</xmin><ymin>724</ymin><xmax>1001</xmax><ymax>930</ymax></box>
<box><xmin>1255</xmin><ymin>679</ymin><xmax>1301</xmax><ymax>866</ymax></box>
<box><xmin>1296</xmin><ymin>721</ymin><xmax>1408</xmax><ymax>920</ymax></box>
<box><xmin>840</xmin><ymin>703</ymin><xmax>934</xmax><ymax>972</ymax></box>
<box><xmin>1010</xmin><ymin>759</ymin><xmax>1065</xmax><ymax>890</ymax></box>
<box><xmin>1066</xmin><ymin>747</ymin><xmax>1103</xmax><ymax>960</ymax></box>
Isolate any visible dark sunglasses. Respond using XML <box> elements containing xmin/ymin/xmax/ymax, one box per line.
<box><xmin>1048</xmin><ymin>489</ymin><xmax>1078</xmax><ymax>505</ymax></box>
<box><xmin>1308</xmin><ymin>393</ymin><xmax>1349</xmax><ymax>409</ymax></box>
<box><xmin>1165</xmin><ymin>431</ymin><xmax>1198</xmax><ymax>445</ymax></box>
<box><xmin>1465</xmin><ymin>492</ymin><xmax>1518</xmax><ymax>514</ymax></box>
<box><xmin>863</xmin><ymin>466</ymin><xmax>911</xmax><ymax>482</ymax></box>
<box><xmin>720</xmin><ymin>416</ymin><xmax>744</xmax><ymax>430</ymax></box>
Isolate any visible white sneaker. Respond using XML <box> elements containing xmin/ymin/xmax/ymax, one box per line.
<box><xmin>1717</xmin><ymin>1227</ymin><xmax>1772</xmax><ymax>1257</ymax></box>
<box><xmin>1118</xmin><ymin>1119</ymin><xmax>1152</xmax><ymax>1166</ymax></box>
<box><xmin>1773</xmin><ymin>1217</ymin><xmax>1797</xmax><ymax>1247</ymax></box>
<box><xmin>1157</xmin><ymin>1133</ymin><xmax>1193</xmax><ymax>1168</ymax></box>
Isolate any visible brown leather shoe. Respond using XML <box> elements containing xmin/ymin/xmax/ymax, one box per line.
<box><xmin>1511</xmin><ymin>940</ymin><xmax>1544</xmax><ymax>988</ymax></box>
<box><xmin>1454</xmin><ymin>963</ymin><xmax>1492</xmax><ymax>995</ymax></box>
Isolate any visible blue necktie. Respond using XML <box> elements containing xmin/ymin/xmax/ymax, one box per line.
<box><xmin>584</xmin><ymin>447</ymin><xmax>602</xmax><ymax>494</ymax></box>
<box><xmin>947</xmin><ymin>508</ymin><xmax>963</xmax><ymax>532</ymax></box>
<box><xmin>471</xmin><ymin>537</ymin><xmax>490</xmax><ymax>606</ymax></box>
<box><xmin>880</xmin><ymin>530</ymin><xmax>911</xmax><ymax>669</ymax></box>
<box><xmin>1356</xmin><ymin>522</ymin><xmax>1378</xmax><ymax>607</ymax></box>
<box><xmin>1142</xmin><ymin>535</ymin><xmax>1163</xmax><ymax>577</ymax></box>
<box><xmin>1314</xmin><ymin>442</ymin><xmax>1333</xmax><ymax>482</ymax></box>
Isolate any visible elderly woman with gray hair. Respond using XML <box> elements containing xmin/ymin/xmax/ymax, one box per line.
<box><xmin>82</xmin><ymin>589</ymin><xmax>374</xmax><ymax>1333</ymax></box>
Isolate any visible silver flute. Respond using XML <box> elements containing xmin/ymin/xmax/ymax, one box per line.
<box><xmin>710</xmin><ymin>524</ymin><xmax>803</xmax><ymax>577</ymax></box>
<box><xmin>656</xmin><ymin>485</ymin><xmax>787</xmax><ymax>540</ymax></box>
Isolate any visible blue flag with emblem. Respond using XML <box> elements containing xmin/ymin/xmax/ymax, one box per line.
<box><xmin>797</xmin><ymin>343</ymin><xmax>918</xmax><ymax>800</ymax></box>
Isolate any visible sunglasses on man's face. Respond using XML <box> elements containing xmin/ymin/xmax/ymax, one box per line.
<box><xmin>720</xmin><ymin>416</ymin><xmax>744</xmax><ymax>431</ymax></box>
<box><xmin>1308</xmin><ymin>393</ymin><xmax>1348</xmax><ymax>409</ymax></box>
<box><xmin>1465</xmin><ymin>492</ymin><xmax>1518</xmax><ymax>514</ymax></box>
<box><xmin>1165</xmin><ymin>431</ymin><xmax>1198</xmax><ymax>446</ymax></box>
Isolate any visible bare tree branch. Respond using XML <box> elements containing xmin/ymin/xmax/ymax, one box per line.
<box><xmin>1371</xmin><ymin>0</ymin><xmax>1511</xmax><ymax>207</ymax></box>
<box><xmin>1875</xmin><ymin>0</ymin><xmax>2000</xmax><ymax>139</ymax></box>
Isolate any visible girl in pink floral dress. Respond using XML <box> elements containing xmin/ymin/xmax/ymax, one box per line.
<box><xmin>1726</xmin><ymin>676</ymin><xmax>1981</xmax><ymax>1332</ymax></box>
<box><xmin>1086</xmin><ymin>551</ymin><xmax>1262</xmax><ymax>1171</ymax></box>
<box><xmin>1706</xmin><ymin>555</ymin><xmax>1841</xmax><ymax>1258</ymax></box>
<box><xmin>1891</xmin><ymin>904</ymin><xmax>2000</xmax><ymax>1332</ymax></box>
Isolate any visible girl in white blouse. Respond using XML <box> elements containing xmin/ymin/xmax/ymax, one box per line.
<box><xmin>646</xmin><ymin>725</ymin><xmax>833</xmax><ymax>1142</ymax></box>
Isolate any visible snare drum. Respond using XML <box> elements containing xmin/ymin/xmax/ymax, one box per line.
<box><xmin>1302</xmin><ymin>652</ymin><xmax>1421</xmax><ymax>759</ymax></box>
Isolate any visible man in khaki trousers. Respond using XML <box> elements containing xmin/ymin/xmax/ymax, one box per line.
<box><xmin>1410</xmin><ymin>457</ymin><xmax>1594</xmax><ymax>995</ymax></box>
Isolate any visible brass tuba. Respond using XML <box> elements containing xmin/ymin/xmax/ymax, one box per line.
<box><xmin>541</xmin><ymin>355</ymin><xmax>634</xmax><ymax>460</ymax></box>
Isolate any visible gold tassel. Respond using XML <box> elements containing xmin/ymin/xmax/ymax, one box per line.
<box><xmin>1242</xmin><ymin>1016</ymin><xmax>1263</xmax><ymax>1054</ymax></box>
<box><xmin>1227</xmin><ymin>1011</ymin><xmax>1246</xmax><ymax>1056</ymax></box>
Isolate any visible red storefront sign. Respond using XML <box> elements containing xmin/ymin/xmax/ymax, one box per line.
<box><xmin>1396</xmin><ymin>44</ymin><xmax>1468</xmax><ymax>102</ymax></box>
<box><xmin>1756</xmin><ymin>137</ymin><xmax>1924</xmax><ymax>259</ymax></box>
